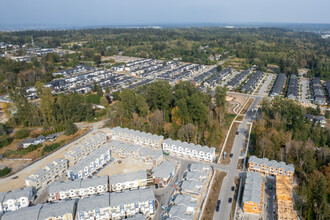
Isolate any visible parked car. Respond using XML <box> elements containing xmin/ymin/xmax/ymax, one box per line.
<box><xmin>236</xmin><ymin>131</ymin><xmax>239</xmax><ymax>135</ymax></box>
<box><xmin>231</xmin><ymin>186</ymin><xmax>235</xmax><ymax>191</ymax></box>
<box><xmin>228</xmin><ymin>198</ymin><xmax>232</xmax><ymax>203</ymax></box>
<box><xmin>229</xmin><ymin>153</ymin><xmax>233</xmax><ymax>158</ymax></box>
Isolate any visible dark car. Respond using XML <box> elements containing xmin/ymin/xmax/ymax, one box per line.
<box><xmin>236</xmin><ymin>131</ymin><xmax>239</xmax><ymax>135</ymax></box>
<box><xmin>231</xmin><ymin>186</ymin><xmax>235</xmax><ymax>191</ymax></box>
<box><xmin>217</xmin><ymin>200</ymin><xmax>221</xmax><ymax>206</ymax></box>
<box><xmin>229</xmin><ymin>153</ymin><xmax>233</xmax><ymax>158</ymax></box>
<box><xmin>228</xmin><ymin>198</ymin><xmax>232</xmax><ymax>203</ymax></box>
<box><xmin>216</xmin><ymin>205</ymin><xmax>220</xmax><ymax>212</ymax></box>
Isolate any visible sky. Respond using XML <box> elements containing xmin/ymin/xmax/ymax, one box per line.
<box><xmin>0</xmin><ymin>0</ymin><xmax>329</xmax><ymax>27</ymax></box>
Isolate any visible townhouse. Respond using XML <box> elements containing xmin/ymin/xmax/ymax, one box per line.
<box><xmin>111</xmin><ymin>127</ymin><xmax>164</xmax><ymax>148</ymax></box>
<box><xmin>171</xmin><ymin>194</ymin><xmax>198</xmax><ymax>216</ymax></box>
<box><xmin>324</xmin><ymin>81</ymin><xmax>330</xmax><ymax>104</ymax></box>
<box><xmin>189</xmin><ymin>163</ymin><xmax>211</xmax><ymax>173</ymax></box>
<box><xmin>65</xmin><ymin>132</ymin><xmax>107</xmax><ymax>166</ymax></box>
<box><xmin>226</xmin><ymin>69</ymin><xmax>252</xmax><ymax>90</ymax></box>
<box><xmin>38</xmin><ymin>200</ymin><xmax>77</xmax><ymax>220</ymax></box>
<box><xmin>76</xmin><ymin>188</ymin><xmax>156</xmax><ymax>220</ymax></box>
<box><xmin>269</xmin><ymin>73</ymin><xmax>286</xmax><ymax>97</ymax></box>
<box><xmin>0</xmin><ymin>187</ymin><xmax>36</xmax><ymax>212</ymax></box>
<box><xmin>48</xmin><ymin>176</ymin><xmax>109</xmax><ymax>202</ymax></box>
<box><xmin>185</xmin><ymin>171</ymin><xmax>208</xmax><ymax>182</ymax></box>
<box><xmin>310</xmin><ymin>77</ymin><xmax>326</xmax><ymax>105</ymax></box>
<box><xmin>108</xmin><ymin>140</ymin><xmax>163</xmax><ymax>166</ymax></box>
<box><xmin>248</xmin><ymin>156</ymin><xmax>294</xmax><ymax>180</ymax></box>
<box><xmin>276</xmin><ymin>175</ymin><xmax>297</xmax><ymax>220</ymax></box>
<box><xmin>243</xmin><ymin>172</ymin><xmax>264</xmax><ymax>214</ymax></box>
<box><xmin>162</xmin><ymin>138</ymin><xmax>216</xmax><ymax>163</ymax></box>
<box><xmin>241</xmin><ymin>71</ymin><xmax>263</xmax><ymax>93</ymax></box>
<box><xmin>314</xmin><ymin>115</ymin><xmax>326</xmax><ymax>127</ymax></box>
<box><xmin>67</xmin><ymin>146</ymin><xmax>112</xmax><ymax>180</ymax></box>
<box><xmin>18</xmin><ymin>135</ymin><xmax>46</xmax><ymax>149</ymax></box>
<box><xmin>151</xmin><ymin>161</ymin><xmax>177</xmax><ymax>187</ymax></box>
<box><xmin>1</xmin><ymin>204</ymin><xmax>43</xmax><ymax>220</ymax></box>
<box><xmin>286</xmin><ymin>75</ymin><xmax>299</xmax><ymax>100</ymax></box>
<box><xmin>25</xmin><ymin>159</ymin><xmax>69</xmax><ymax>189</ymax></box>
<box><xmin>110</xmin><ymin>170</ymin><xmax>147</xmax><ymax>192</ymax></box>
<box><xmin>180</xmin><ymin>180</ymin><xmax>204</xmax><ymax>196</ymax></box>
<box><xmin>203</xmin><ymin>67</ymin><xmax>233</xmax><ymax>88</ymax></box>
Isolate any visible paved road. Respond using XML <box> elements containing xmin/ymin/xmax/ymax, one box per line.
<box><xmin>264</xmin><ymin>176</ymin><xmax>276</xmax><ymax>220</ymax></box>
<box><xmin>301</xmin><ymin>78</ymin><xmax>310</xmax><ymax>104</ymax></box>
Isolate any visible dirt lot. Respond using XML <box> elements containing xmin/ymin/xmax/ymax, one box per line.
<box><xmin>220</xmin><ymin>122</ymin><xmax>241</xmax><ymax>165</ymax></box>
<box><xmin>226</xmin><ymin>94</ymin><xmax>248</xmax><ymax>114</ymax></box>
<box><xmin>102</xmin><ymin>55</ymin><xmax>141</xmax><ymax>63</ymax></box>
<box><xmin>201</xmin><ymin>171</ymin><xmax>227</xmax><ymax>220</ymax></box>
<box><xmin>240</xmin><ymin>98</ymin><xmax>254</xmax><ymax>115</ymax></box>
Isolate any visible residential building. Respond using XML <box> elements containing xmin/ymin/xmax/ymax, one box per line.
<box><xmin>314</xmin><ymin>115</ymin><xmax>326</xmax><ymax>127</ymax></box>
<box><xmin>65</xmin><ymin>132</ymin><xmax>107</xmax><ymax>166</ymax></box>
<box><xmin>1</xmin><ymin>204</ymin><xmax>43</xmax><ymax>220</ymax></box>
<box><xmin>67</xmin><ymin>146</ymin><xmax>111</xmax><ymax>180</ymax></box>
<box><xmin>226</xmin><ymin>69</ymin><xmax>252</xmax><ymax>90</ymax></box>
<box><xmin>110</xmin><ymin>170</ymin><xmax>147</xmax><ymax>192</ymax></box>
<box><xmin>310</xmin><ymin>78</ymin><xmax>326</xmax><ymax>105</ymax></box>
<box><xmin>243</xmin><ymin>172</ymin><xmax>264</xmax><ymax>214</ymax></box>
<box><xmin>111</xmin><ymin>127</ymin><xmax>164</xmax><ymax>148</ymax></box>
<box><xmin>18</xmin><ymin>135</ymin><xmax>46</xmax><ymax>149</ymax></box>
<box><xmin>270</xmin><ymin>73</ymin><xmax>286</xmax><ymax>97</ymax></box>
<box><xmin>151</xmin><ymin>161</ymin><xmax>177</xmax><ymax>187</ymax></box>
<box><xmin>76</xmin><ymin>188</ymin><xmax>156</xmax><ymax>220</ymax></box>
<box><xmin>180</xmin><ymin>180</ymin><xmax>204</xmax><ymax>196</ymax></box>
<box><xmin>108</xmin><ymin>140</ymin><xmax>163</xmax><ymax>166</ymax></box>
<box><xmin>48</xmin><ymin>176</ymin><xmax>109</xmax><ymax>202</ymax></box>
<box><xmin>276</xmin><ymin>175</ymin><xmax>297</xmax><ymax>220</ymax></box>
<box><xmin>38</xmin><ymin>200</ymin><xmax>77</xmax><ymax>220</ymax></box>
<box><xmin>248</xmin><ymin>156</ymin><xmax>294</xmax><ymax>180</ymax></box>
<box><xmin>241</xmin><ymin>71</ymin><xmax>263</xmax><ymax>93</ymax></box>
<box><xmin>287</xmin><ymin>75</ymin><xmax>298</xmax><ymax>100</ymax></box>
<box><xmin>25</xmin><ymin>159</ymin><xmax>69</xmax><ymax>189</ymax></box>
<box><xmin>185</xmin><ymin>171</ymin><xmax>208</xmax><ymax>182</ymax></box>
<box><xmin>189</xmin><ymin>163</ymin><xmax>211</xmax><ymax>173</ymax></box>
<box><xmin>324</xmin><ymin>81</ymin><xmax>330</xmax><ymax>104</ymax></box>
<box><xmin>162</xmin><ymin>138</ymin><xmax>216</xmax><ymax>162</ymax></box>
<box><xmin>0</xmin><ymin>187</ymin><xmax>36</xmax><ymax>212</ymax></box>
<box><xmin>171</xmin><ymin>194</ymin><xmax>198</xmax><ymax>215</ymax></box>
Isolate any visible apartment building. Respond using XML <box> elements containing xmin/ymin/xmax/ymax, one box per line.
<box><xmin>276</xmin><ymin>175</ymin><xmax>297</xmax><ymax>220</ymax></box>
<box><xmin>151</xmin><ymin>161</ymin><xmax>177</xmax><ymax>187</ymax></box>
<box><xmin>110</xmin><ymin>170</ymin><xmax>147</xmax><ymax>192</ymax></box>
<box><xmin>243</xmin><ymin>172</ymin><xmax>264</xmax><ymax>214</ymax></box>
<box><xmin>0</xmin><ymin>187</ymin><xmax>36</xmax><ymax>212</ymax></box>
<box><xmin>38</xmin><ymin>200</ymin><xmax>77</xmax><ymax>220</ymax></box>
<box><xmin>1</xmin><ymin>204</ymin><xmax>43</xmax><ymax>220</ymax></box>
<box><xmin>65</xmin><ymin>132</ymin><xmax>107</xmax><ymax>166</ymax></box>
<box><xmin>181</xmin><ymin>180</ymin><xmax>204</xmax><ymax>195</ymax></box>
<box><xmin>48</xmin><ymin>176</ymin><xmax>109</xmax><ymax>202</ymax></box>
<box><xmin>76</xmin><ymin>188</ymin><xmax>156</xmax><ymax>220</ymax></box>
<box><xmin>67</xmin><ymin>146</ymin><xmax>111</xmax><ymax>180</ymax></box>
<box><xmin>111</xmin><ymin>127</ymin><xmax>164</xmax><ymax>148</ymax></box>
<box><xmin>185</xmin><ymin>171</ymin><xmax>208</xmax><ymax>182</ymax></box>
<box><xmin>162</xmin><ymin>138</ymin><xmax>216</xmax><ymax>162</ymax></box>
<box><xmin>189</xmin><ymin>163</ymin><xmax>211</xmax><ymax>173</ymax></box>
<box><xmin>25</xmin><ymin>159</ymin><xmax>69</xmax><ymax>189</ymax></box>
<box><xmin>108</xmin><ymin>140</ymin><xmax>163</xmax><ymax>166</ymax></box>
<box><xmin>248</xmin><ymin>156</ymin><xmax>294</xmax><ymax>180</ymax></box>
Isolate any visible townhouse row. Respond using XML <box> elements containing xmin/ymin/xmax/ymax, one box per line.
<box><xmin>48</xmin><ymin>176</ymin><xmax>109</xmax><ymax>202</ymax></box>
<box><xmin>2</xmin><ymin>188</ymin><xmax>156</xmax><ymax>220</ymax></box>
<box><xmin>0</xmin><ymin>187</ymin><xmax>36</xmax><ymax>214</ymax></box>
<box><xmin>110</xmin><ymin>170</ymin><xmax>148</xmax><ymax>192</ymax></box>
<box><xmin>162</xmin><ymin>138</ymin><xmax>216</xmax><ymax>163</ymax></box>
<box><xmin>248</xmin><ymin>156</ymin><xmax>294</xmax><ymax>179</ymax></box>
<box><xmin>111</xmin><ymin>127</ymin><xmax>164</xmax><ymax>149</ymax></box>
<box><xmin>242</xmin><ymin>172</ymin><xmax>264</xmax><ymax>215</ymax></box>
<box><xmin>151</xmin><ymin>161</ymin><xmax>177</xmax><ymax>188</ymax></box>
<box><xmin>65</xmin><ymin>132</ymin><xmax>107</xmax><ymax>166</ymax></box>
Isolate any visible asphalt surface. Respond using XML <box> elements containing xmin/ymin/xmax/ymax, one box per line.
<box><xmin>264</xmin><ymin>176</ymin><xmax>276</xmax><ymax>220</ymax></box>
<box><xmin>301</xmin><ymin>78</ymin><xmax>310</xmax><ymax>104</ymax></box>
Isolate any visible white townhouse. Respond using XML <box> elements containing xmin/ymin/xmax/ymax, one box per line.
<box><xmin>65</xmin><ymin>132</ymin><xmax>107</xmax><ymax>166</ymax></box>
<box><xmin>48</xmin><ymin>176</ymin><xmax>109</xmax><ymax>202</ymax></box>
<box><xmin>25</xmin><ymin>159</ymin><xmax>69</xmax><ymax>189</ymax></box>
<box><xmin>189</xmin><ymin>163</ymin><xmax>211</xmax><ymax>173</ymax></box>
<box><xmin>0</xmin><ymin>187</ymin><xmax>36</xmax><ymax>212</ymax></box>
<box><xmin>76</xmin><ymin>188</ymin><xmax>156</xmax><ymax>220</ymax></box>
<box><xmin>67</xmin><ymin>146</ymin><xmax>111</xmax><ymax>180</ymax></box>
<box><xmin>151</xmin><ymin>161</ymin><xmax>177</xmax><ymax>187</ymax></box>
<box><xmin>111</xmin><ymin>127</ymin><xmax>164</xmax><ymax>149</ymax></box>
<box><xmin>180</xmin><ymin>180</ymin><xmax>205</xmax><ymax>196</ymax></box>
<box><xmin>162</xmin><ymin>139</ymin><xmax>216</xmax><ymax>163</ymax></box>
<box><xmin>168</xmin><ymin>194</ymin><xmax>198</xmax><ymax>219</ymax></box>
<box><xmin>110</xmin><ymin>170</ymin><xmax>147</xmax><ymax>192</ymax></box>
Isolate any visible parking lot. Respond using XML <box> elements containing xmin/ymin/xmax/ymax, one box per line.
<box><xmin>301</xmin><ymin>78</ymin><xmax>310</xmax><ymax>104</ymax></box>
<box><xmin>264</xmin><ymin>176</ymin><xmax>276</xmax><ymax>220</ymax></box>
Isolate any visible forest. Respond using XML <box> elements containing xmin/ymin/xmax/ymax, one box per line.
<box><xmin>250</xmin><ymin>97</ymin><xmax>330</xmax><ymax>219</ymax></box>
<box><xmin>108</xmin><ymin>80</ymin><xmax>230</xmax><ymax>149</ymax></box>
<box><xmin>1</xmin><ymin>27</ymin><xmax>330</xmax><ymax>82</ymax></box>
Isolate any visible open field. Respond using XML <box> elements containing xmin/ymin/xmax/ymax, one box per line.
<box><xmin>201</xmin><ymin>171</ymin><xmax>227</xmax><ymax>220</ymax></box>
<box><xmin>226</xmin><ymin>94</ymin><xmax>249</xmax><ymax>114</ymax></box>
<box><xmin>223</xmin><ymin>58</ymin><xmax>249</xmax><ymax>69</ymax></box>
<box><xmin>220</xmin><ymin>122</ymin><xmax>241</xmax><ymax>165</ymax></box>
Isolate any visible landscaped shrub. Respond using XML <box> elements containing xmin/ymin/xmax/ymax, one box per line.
<box><xmin>14</xmin><ymin>129</ymin><xmax>30</xmax><ymax>139</ymax></box>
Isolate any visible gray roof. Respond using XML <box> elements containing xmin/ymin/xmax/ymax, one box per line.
<box><xmin>38</xmin><ymin>200</ymin><xmax>76</xmax><ymax>219</ymax></box>
<box><xmin>242</xmin><ymin>172</ymin><xmax>263</xmax><ymax>204</ymax></box>
<box><xmin>127</xmin><ymin>213</ymin><xmax>145</xmax><ymax>220</ymax></box>
<box><xmin>1</xmin><ymin>204</ymin><xmax>43</xmax><ymax>220</ymax></box>
<box><xmin>110</xmin><ymin>188</ymin><xmax>155</xmax><ymax>207</ymax></box>
<box><xmin>111</xmin><ymin>170</ymin><xmax>147</xmax><ymax>185</ymax></box>
<box><xmin>49</xmin><ymin>176</ymin><xmax>109</xmax><ymax>194</ymax></box>
<box><xmin>270</xmin><ymin>73</ymin><xmax>286</xmax><ymax>96</ymax></box>
<box><xmin>185</xmin><ymin>171</ymin><xmax>207</xmax><ymax>181</ymax></box>
<box><xmin>181</xmin><ymin>180</ymin><xmax>204</xmax><ymax>194</ymax></box>
<box><xmin>163</xmin><ymin>138</ymin><xmax>215</xmax><ymax>155</ymax></box>
<box><xmin>248</xmin><ymin>156</ymin><xmax>294</xmax><ymax>173</ymax></box>
<box><xmin>227</xmin><ymin>69</ymin><xmax>251</xmax><ymax>88</ymax></box>
<box><xmin>241</xmin><ymin>71</ymin><xmax>263</xmax><ymax>93</ymax></box>
<box><xmin>189</xmin><ymin>163</ymin><xmax>211</xmax><ymax>172</ymax></box>
<box><xmin>68</xmin><ymin>146</ymin><xmax>110</xmax><ymax>174</ymax></box>
<box><xmin>77</xmin><ymin>193</ymin><xmax>110</xmax><ymax>212</ymax></box>
<box><xmin>173</xmin><ymin>194</ymin><xmax>198</xmax><ymax>208</ymax></box>
<box><xmin>112</xmin><ymin>126</ymin><xmax>164</xmax><ymax>142</ymax></box>
<box><xmin>3</xmin><ymin>187</ymin><xmax>36</xmax><ymax>200</ymax></box>
<box><xmin>286</xmin><ymin>75</ymin><xmax>298</xmax><ymax>99</ymax></box>
<box><xmin>168</xmin><ymin>205</ymin><xmax>194</xmax><ymax>220</ymax></box>
<box><xmin>151</xmin><ymin>161</ymin><xmax>177</xmax><ymax>179</ymax></box>
<box><xmin>26</xmin><ymin>159</ymin><xmax>68</xmax><ymax>182</ymax></box>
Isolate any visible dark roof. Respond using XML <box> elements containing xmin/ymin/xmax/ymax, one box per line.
<box><xmin>241</xmin><ymin>71</ymin><xmax>263</xmax><ymax>93</ymax></box>
<box><xmin>269</xmin><ymin>73</ymin><xmax>286</xmax><ymax>97</ymax></box>
<box><xmin>286</xmin><ymin>75</ymin><xmax>298</xmax><ymax>99</ymax></box>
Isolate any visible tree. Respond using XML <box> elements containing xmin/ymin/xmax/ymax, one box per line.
<box><xmin>217</xmin><ymin>65</ymin><xmax>222</xmax><ymax>72</ymax></box>
<box><xmin>215</xmin><ymin>86</ymin><xmax>227</xmax><ymax>107</ymax></box>
<box><xmin>93</xmin><ymin>55</ymin><xmax>101</xmax><ymax>65</ymax></box>
<box><xmin>65</xmin><ymin>121</ymin><xmax>77</xmax><ymax>136</ymax></box>
<box><xmin>105</xmin><ymin>86</ymin><xmax>110</xmax><ymax>94</ymax></box>
<box><xmin>14</xmin><ymin>129</ymin><xmax>30</xmax><ymax>139</ymax></box>
<box><xmin>100</xmin><ymin>97</ymin><xmax>108</xmax><ymax>107</ymax></box>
